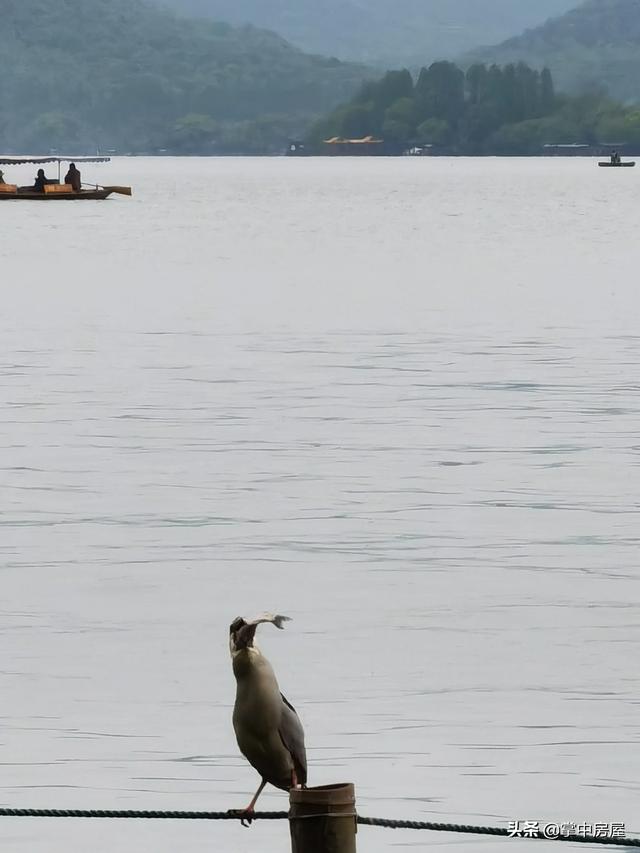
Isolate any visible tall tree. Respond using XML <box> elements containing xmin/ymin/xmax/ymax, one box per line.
<box><xmin>415</xmin><ymin>62</ymin><xmax>465</xmax><ymax>126</ymax></box>
<box><xmin>466</xmin><ymin>64</ymin><xmax>489</xmax><ymax>106</ymax></box>
<box><xmin>540</xmin><ymin>68</ymin><xmax>556</xmax><ymax>113</ymax></box>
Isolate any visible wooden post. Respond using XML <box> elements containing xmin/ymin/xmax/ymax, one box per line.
<box><xmin>289</xmin><ymin>783</ymin><xmax>357</xmax><ymax>853</ymax></box>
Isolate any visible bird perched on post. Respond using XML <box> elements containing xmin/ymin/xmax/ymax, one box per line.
<box><xmin>229</xmin><ymin>613</ymin><xmax>307</xmax><ymax>824</ymax></box>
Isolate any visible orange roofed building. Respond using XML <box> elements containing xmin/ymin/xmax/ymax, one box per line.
<box><xmin>323</xmin><ymin>135</ymin><xmax>385</xmax><ymax>155</ymax></box>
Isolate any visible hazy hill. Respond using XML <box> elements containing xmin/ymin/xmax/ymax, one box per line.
<box><xmin>470</xmin><ymin>0</ymin><xmax>640</xmax><ymax>101</ymax></box>
<box><xmin>158</xmin><ymin>0</ymin><xmax>578</xmax><ymax>65</ymax></box>
<box><xmin>0</xmin><ymin>0</ymin><xmax>370</xmax><ymax>153</ymax></box>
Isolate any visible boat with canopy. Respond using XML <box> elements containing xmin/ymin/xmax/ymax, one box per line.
<box><xmin>0</xmin><ymin>156</ymin><xmax>132</xmax><ymax>199</ymax></box>
<box><xmin>598</xmin><ymin>151</ymin><xmax>635</xmax><ymax>168</ymax></box>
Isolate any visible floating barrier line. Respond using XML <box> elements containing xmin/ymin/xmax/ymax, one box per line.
<box><xmin>0</xmin><ymin>809</ymin><xmax>637</xmax><ymax>845</ymax></box>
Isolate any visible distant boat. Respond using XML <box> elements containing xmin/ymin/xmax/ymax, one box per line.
<box><xmin>0</xmin><ymin>155</ymin><xmax>132</xmax><ymax>199</ymax></box>
<box><xmin>598</xmin><ymin>161</ymin><xmax>635</xmax><ymax>168</ymax></box>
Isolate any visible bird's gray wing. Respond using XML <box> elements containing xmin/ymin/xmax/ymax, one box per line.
<box><xmin>279</xmin><ymin>693</ymin><xmax>307</xmax><ymax>785</ymax></box>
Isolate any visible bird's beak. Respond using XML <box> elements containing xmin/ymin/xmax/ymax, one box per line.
<box><xmin>229</xmin><ymin>613</ymin><xmax>290</xmax><ymax>656</ymax></box>
<box><xmin>234</xmin><ymin>622</ymin><xmax>258</xmax><ymax>651</ymax></box>
<box><xmin>229</xmin><ymin>618</ymin><xmax>259</xmax><ymax>655</ymax></box>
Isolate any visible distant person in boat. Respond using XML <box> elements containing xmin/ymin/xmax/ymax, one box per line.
<box><xmin>0</xmin><ymin>170</ymin><xmax>5</xmax><ymax>184</ymax></box>
<box><xmin>611</xmin><ymin>151</ymin><xmax>621</xmax><ymax>165</ymax></box>
<box><xmin>65</xmin><ymin>162</ymin><xmax>81</xmax><ymax>192</ymax></box>
<box><xmin>33</xmin><ymin>168</ymin><xmax>53</xmax><ymax>192</ymax></box>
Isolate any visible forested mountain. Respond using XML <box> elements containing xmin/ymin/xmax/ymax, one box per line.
<box><xmin>470</xmin><ymin>0</ymin><xmax>640</xmax><ymax>102</ymax></box>
<box><xmin>158</xmin><ymin>0</ymin><xmax>577</xmax><ymax>65</ymax></box>
<box><xmin>0</xmin><ymin>0</ymin><xmax>370</xmax><ymax>153</ymax></box>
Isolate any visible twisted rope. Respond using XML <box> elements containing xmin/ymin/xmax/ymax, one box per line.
<box><xmin>0</xmin><ymin>809</ymin><xmax>286</xmax><ymax>821</ymax></box>
<box><xmin>0</xmin><ymin>809</ymin><xmax>636</xmax><ymax>846</ymax></box>
<box><xmin>358</xmin><ymin>817</ymin><xmax>640</xmax><ymax>846</ymax></box>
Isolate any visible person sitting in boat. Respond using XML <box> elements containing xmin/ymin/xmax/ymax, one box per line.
<box><xmin>64</xmin><ymin>162</ymin><xmax>81</xmax><ymax>192</ymax></box>
<box><xmin>611</xmin><ymin>150</ymin><xmax>621</xmax><ymax>165</ymax></box>
<box><xmin>0</xmin><ymin>170</ymin><xmax>5</xmax><ymax>184</ymax></box>
<box><xmin>33</xmin><ymin>168</ymin><xmax>54</xmax><ymax>192</ymax></box>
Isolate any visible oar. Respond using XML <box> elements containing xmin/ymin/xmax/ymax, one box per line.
<box><xmin>82</xmin><ymin>182</ymin><xmax>133</xmax><ymax>196</ymax></box>
<box><xmin>103</xmin><ymin>185</ymin><xmax>132</xmax><ymax>196</ymax></box>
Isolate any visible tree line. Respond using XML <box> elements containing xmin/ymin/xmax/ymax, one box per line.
<box><xmin>309</xmin><ymin>61</ymin><xmax>640</xmax><ymax>154</ymax></box>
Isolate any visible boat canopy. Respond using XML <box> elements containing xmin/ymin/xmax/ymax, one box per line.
<box><xmin>0</xmin><ymin>156</ymin><xmax>110</xmax><ymax>165</ymax></box>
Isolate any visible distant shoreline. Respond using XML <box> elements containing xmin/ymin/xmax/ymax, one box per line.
<box><xmin>37</xmin><ymin>152</ymin><xmax>639</xmax><ymax>159</ymax></box>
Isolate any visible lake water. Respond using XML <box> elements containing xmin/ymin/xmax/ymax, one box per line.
<box><xmin>1</xmin><ymin>157</ymin><xmax>639</xmax><ymax>853</ymax></box>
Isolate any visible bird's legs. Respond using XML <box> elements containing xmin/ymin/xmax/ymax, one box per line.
<box><xmin>245</xmin><ymin>778</ymin><xmax>267</xmax><ymax>812</ymax></box>
<box><xmin>231</xmin><ymin>771</ymin><xmax>304</xmax><ymax>826</ymax></box>
<box><xmin>231</xmin><ymin>778</ymin><xmax>267</xmax><ymax>826</ymax></box>
<box><xmin>290</xmin><ymin>769</ymin><xmax>307</xmax><ymax>790</ymax></box>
